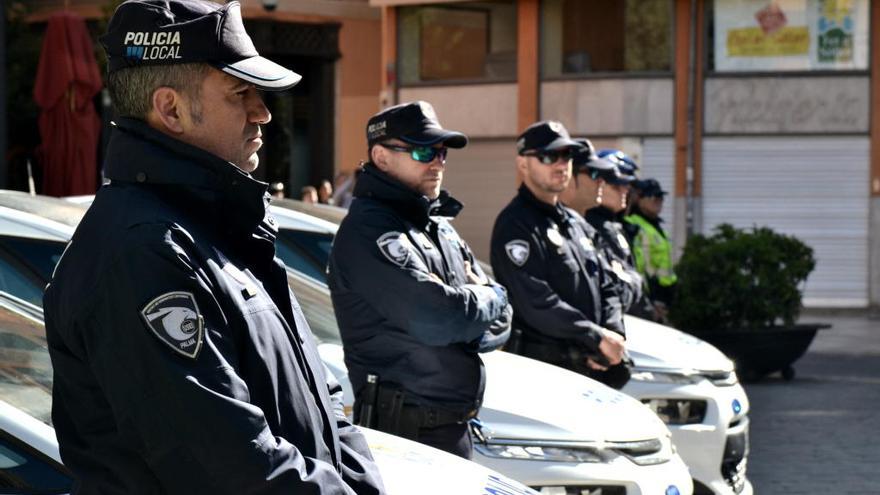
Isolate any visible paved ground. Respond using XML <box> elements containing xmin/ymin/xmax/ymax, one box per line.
<box><xmin>743</xmin><ymin>312</ymin><xmax>880</xmax><ymax>494</ymax></box>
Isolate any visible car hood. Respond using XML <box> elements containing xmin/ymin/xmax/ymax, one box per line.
<box><xmin>319</xmin><ymin>344</ymin><xmax>668</xmax><ymax>444</ymax></box>
<box><xmin>361</xmin><ymin>428</ymin><xmax>538</xmax><ymax>495</ymax></box>
<box><xmin>623</xmin><ymin>315</ymin><xmax>734</xmax><ymax>374</ymax></box>
<box><xmin>479</xmin><ymin>351</ymin><xmax>668</xmax><ymax>443</ymax></box>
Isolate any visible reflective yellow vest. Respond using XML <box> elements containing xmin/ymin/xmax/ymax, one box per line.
<box><xmin>624</xmin><ymin>213</ymin><xmax>677</xmax><ymax>287</ymax></box>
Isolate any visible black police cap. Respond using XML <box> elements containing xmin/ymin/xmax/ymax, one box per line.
<box><xmin>366</xmin><ymin>101</ymin><xmax>467</xmax><ymax>149</ymax></box>
<box><xmin>101</xmin><ymin>0</ymin><xmax>301</xmax><ymax>91</ymax></box>
<box><xmin>633</xmin><ymin>178</ymin><xmax>668</xmax><ymax>197</ymax></box>
<box><xmin>516</xmin><ymin>121</ymin><xmax>583</xmax><ymax>155</ymax></box>
<box><xmin>585</xmin><ymin>157</ymin><xmax>635</xmax><ymax>186</ymax></box>
<box><xmin>572</xmin><ymin>138</ymin><xmax>599</xmax><ymax>169</ymax></box>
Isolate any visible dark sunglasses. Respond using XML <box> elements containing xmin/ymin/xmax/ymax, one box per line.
<box><xmin>522</xmin><ymin>149</ymin><xmax>573</xmax><ymax>165</ymax></box>
<box><xmin>380</xmin><ymin>143</ymin><xmax>448</xmax><ymax>164</ymax></box>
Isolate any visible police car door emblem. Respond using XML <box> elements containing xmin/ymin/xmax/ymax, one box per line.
<box><xmin>546</xmin><ymin>228</ymin><xmax>565</xmax><ymax>247</ymax></box>
<box><xmin>140</xmin><ymin>291</ymin><xmax>204</xmax><ymax>359</ymax></box>
<box><xmin>505</xmin><ymin>240</ymin><xmax>530</xmax><ymax>267</ymax></box>
<box><xmin>377</xmin><ymin>232</ymin><xmax>415</xmax><ymax>267</ymax></box>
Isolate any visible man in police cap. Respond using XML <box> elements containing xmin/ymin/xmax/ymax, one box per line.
<box><xmin>490</xmin><ymin>121</ymin><xmax>626</xmax><ymax>381</ymax></box>
<box><xmin>328</xmin><ymin>101</ymin><xmax>512</xmax><ymax>458</ymax></box>
<box><xmin>44</xmin><ymin>1</ymin><xmax>384</xmax><ymax>493</ymax></box>
<box><xmin>560</xmin><ymin>143</ymin><xmax>646</xmax><ymax>317</ymax></box>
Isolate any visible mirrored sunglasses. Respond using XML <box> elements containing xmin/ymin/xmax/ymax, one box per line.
<box><xmin>380</xmin><ymin>143</ymin><xmax>448</xmax><ymax>164</ymax></box>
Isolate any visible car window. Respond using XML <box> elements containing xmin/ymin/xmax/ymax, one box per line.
<box><xmin>0</xmin><ymin>257</ymin><xmax>44</xmax><ymax>308</ymax></box>
<box><xmin>275</xmin><ymin>229</ymin><xmax>333</xmax><ymax>284</ymax></box>
<box><xmin>0</xmin><ymin>237</ymin><xmax>67</xmax><ymax>284</ymax></box>
<box><xmin>0</xmin><ymin>433</ymin><xmax>71</xmax><ymax>494</ymax></box>
<box><xmin>286</xmin><ymin>273</ymin><xmax>342</xmax><ymax>346</ymax></box>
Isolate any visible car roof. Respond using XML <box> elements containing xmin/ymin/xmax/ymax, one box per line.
<box><xmin>271</xmin><ymin>198</ymin><xmax>348</xmax><ymax>225</ymax></box>
<box><xmin>0</xmin><ymin>205</ymin><xmax>75</xmax><ymax>241</ymax></box>
<box><xmin>269</xmin><ymin>205</ymin><xmax>338</xmax><ymax>234</ymax></box>
<box><xmin>0</xmin><ymin>190</ymin><xmax>87</xmax><ymax>228</ymax></box>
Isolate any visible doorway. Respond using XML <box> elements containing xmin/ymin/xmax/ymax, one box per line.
<box><xmin>246</xmin><ymin>20</ymin><xmax>340</xmax><ymax>199</ymax></box>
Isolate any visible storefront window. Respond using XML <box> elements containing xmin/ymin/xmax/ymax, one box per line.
<box><xmin>709</xmin><ymin>0</ymin><xmax>869</xmax><ymax>72</ymax></box>
<box><xmin>541</xmin><ymin>0</ymin><xmax>673</xmax><ymax>77</ymax></box>
<box><xmin>398</xmin><ymin>1</ymin><xmax>517</xmax><ymax>85</ymax></box>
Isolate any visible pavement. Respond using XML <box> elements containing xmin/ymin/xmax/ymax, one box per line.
<box><xmin>742</xmin><ymin>311</ymin><xmax>880</xmax><ymax>494</ymax></box>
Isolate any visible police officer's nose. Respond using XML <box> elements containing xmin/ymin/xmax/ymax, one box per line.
<box><xmin>248</xmin><ymin>93</ymin><xmax>272</xmax><ymax>125</ymax></box>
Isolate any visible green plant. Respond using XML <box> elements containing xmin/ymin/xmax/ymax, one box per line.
<box><xmin>669</xmin><ymin>223</ymin><xmax>816</xmax><ymax>333</ymax></box>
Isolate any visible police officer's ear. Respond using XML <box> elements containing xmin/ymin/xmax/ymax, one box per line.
<box><xmin>515</xmin><ymin>154</ymin><xmax>529</xmax><ymax>175</ymax></box>
<box><xmin>146</xmin><ymin>87</ymin><xmax>189</xmax><ymax>136</ymax></box>
<box><xmin>371</xmin><ymin>144</ymin><xmax>391</xmax><ymax>172</ymax></box>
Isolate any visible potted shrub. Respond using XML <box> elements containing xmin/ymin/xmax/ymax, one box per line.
<box><xmin>669</xmin><ymin>223</ymin><xmax>829</xmax><ymax>381</ymax></box>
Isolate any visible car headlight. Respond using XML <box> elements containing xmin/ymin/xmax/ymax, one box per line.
<box><xmin>642</xmin><ymin>398</ymin><xmax>708</xmax><ymax>425</ymax></box>
<box><xmin>474</xmin><ymin>442</ymin><xmax>608</xmax><ymax>463</ymax></box>
<box><xmin>630</xmin><ymin>369</ymin><xmax>702</xmax><ymax>385</ymax></box>
<box><xmin>609</xmin><ymin>436</ymin><xmax>674</xmax><ymax>466</ymax></box>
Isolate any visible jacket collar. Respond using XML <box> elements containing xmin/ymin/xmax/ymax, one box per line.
<box><xmin>353</xmin><ymin>163</ymin><xmax>463</xmax><ymax>226</ymax></box>
<box><xmin>103</xmin><ymin>118</ymin><xmax>271</xmax><ymax>238</ymax></box>
<box><xmin>516</xmin><ymin>183</ymin><xmax>567</xmax><ymax>223</ymax></box>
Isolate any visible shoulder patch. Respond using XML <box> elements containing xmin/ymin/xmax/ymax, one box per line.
<box><xmin>377</xmin><ymin>231</ymin><xmax>416</xmax><ymax>267</ymax></box>
<box><xmin>140</xmin><ymin>291</ymin><xmax>204</xmax><ymax>359</ymax></box>
<box><xmin>505</xmin><ymin>240</ymin><xmax>530</xmax><ymax>267</ymax></box>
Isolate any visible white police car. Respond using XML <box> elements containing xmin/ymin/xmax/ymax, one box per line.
<box><xmin>288</xmin><ymin>266</ymin><xmax>692</xmax><ymax>495</ymax></box>
<box><xmin>269</xmin><ymin>201</ymin><xmax>751</xmax><ymax>495</ymax></box>
<box><xmin>0</xmin><ymin>292</ymin><xmax>540</xmax><ymax>495</ymax></box>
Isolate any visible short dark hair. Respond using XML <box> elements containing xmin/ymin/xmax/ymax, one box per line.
<box><xmin>107</xmin><ymin>63</ymin><xmax>211</xmax><ymax>120</ymax></box>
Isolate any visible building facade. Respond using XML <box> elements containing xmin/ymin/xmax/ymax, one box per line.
<box><xmin>372</xmin><ymin>0</ymin><xmax>880</xmax><ymax>309</ymax></box>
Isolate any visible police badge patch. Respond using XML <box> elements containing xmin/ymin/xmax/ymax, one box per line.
<box><xmin>140</xmin><ymin>291</ymin><xmax>204</xmax><ymax>359</ymax></box>
<box><xmin>505</xmin><ymin>240</ymin><xmax>530</xmax><ymax>267</ymax></box>
<box><xmin>377</xmin><ymin>231</ymin><xmax>415</xmax><ymax>267</ymax></box>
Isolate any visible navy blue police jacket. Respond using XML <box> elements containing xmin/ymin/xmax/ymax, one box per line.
<box><xmin>327</xmin><ymin>164</ymin><xmax>510</xmax><ymax>414</ymax></box>
<box><xmin>585</xmin><ymin>206</ymin><xmax>644</xmax><ymax>313</ymax></box>
<box><xmin>43</xmin><ymin>118</ymin><xmax>384</xmax><ymax>495</ymax></box>
<box><xmin>490</xmin><ymin>185</ymin><xmax>625</xmax><ymax>354</ymax></box>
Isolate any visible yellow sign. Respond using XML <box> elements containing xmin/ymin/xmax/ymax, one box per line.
<box><xmin>727</xmin><ymin>26</ymin><xmax>810</xmax><ymax>57</ymax></box>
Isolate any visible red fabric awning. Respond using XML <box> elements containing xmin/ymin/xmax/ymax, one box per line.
<box><xmin>33</xmin><ymin>11</ymin><xmax>103</xmax><ymax>197</ymax></box>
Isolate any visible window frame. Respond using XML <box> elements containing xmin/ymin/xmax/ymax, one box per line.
<box><xmin>538</xmin><ymin>0</ymin><xmax>676</xmax><ymax>81</ymax></box>
<box><xmin>396</xmin><ymin>1</ymin><xmax>519</xmax><ymax>88</ymax></box>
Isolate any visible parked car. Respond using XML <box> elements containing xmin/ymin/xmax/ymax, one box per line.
<box><xmin>270</xmin><ymin>200</ymin><xmax>752</xmax><ymax>495</ymax></box>
<box><xmin>60</xmin><ymin>195</ymin><xmax>693</xmax><ymax>494</ymax></box>
<box><xmin>0</xmin><ymin>192</ymin><xmax>85</xmax><ymax>306</ymax></box>
<box><xmin>289</xmin><ymin>267</ymin><xmax>692</xmax><ymax>495</ymax></box>
<box><xmin>0</xmin><ymin>292</ymin><xmax>542</xmax><ymax>495</ymax></box>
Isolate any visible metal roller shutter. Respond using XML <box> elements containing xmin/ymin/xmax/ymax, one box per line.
<box><xmin>640</xmin><ymin>138</ymin><xmax>677</xmax><ymax>245</ymax></box>
<box><xmin>702</xmin><ymin>136</ymin><xmax>869</xmax><ymax>307</ymax></box>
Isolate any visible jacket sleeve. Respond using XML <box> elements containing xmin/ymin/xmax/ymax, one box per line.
<box><xmin>331</xmin><ymin>211</ymin><xmax>509</xmax><ymax>346</ymax></box>
<box><xmin>324</xmin><ymin>364</ymin><xmax>385</xmax><ymax>495</ymax></box>
<box><xmin>83</xmin><ymin>226</ymin><xmax>363</xmax><ymax>495</ymax></box>
<box><xmin>490</xmin><ymin>217</ymin><xmax>603</xmax><ymax>351</ymax></box>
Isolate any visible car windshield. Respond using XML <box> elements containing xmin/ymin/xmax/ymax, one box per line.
<box><xmin>275</xmin><ymin>229</ymin><xmax>334</xmax><ymax>283</ymax></box>
<box><xmin>0</xmin><ymin>302</ymin><xmax>52</xmax><ymax>425</ymax></box>
<box><xmin>286</xmin><ymin>271</ymin><xmax>342</xmax><ymax>346</ymax></box>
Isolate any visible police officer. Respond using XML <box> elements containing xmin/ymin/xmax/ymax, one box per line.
<box><xmin>625</xmin><ymin>178</ymin><xmax>678</xmax><ymax>318</ymax></box>
<box><xmin>44</xmin><ymin>2</ymin><xmax>384</xmax><ymax>493</ymax></box>
<box><xmin>561</xmin><ymin>145</ymin><xmax>647</xmax><ymax>319</ymax></box>
<box><xmin>328</xmin><ymin>101</ymin><xmax>512</xmax><ymax>459</ymax></box>
<box><xmin>490</xmin><ymin>121</ymin><xmax>626</xmax><ymax>384</ymax></box>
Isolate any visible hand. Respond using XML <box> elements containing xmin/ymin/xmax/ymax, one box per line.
<box><xmin>597</xmin><ymin>329</ymin><xmax>625</xmax><ymax>366</ymax></box>
<box><xmin>653</xmin><ymin>302</ymin><xmax>669</xmax><ymax>323</ymax></box>
<box><xmin>463</xmin><ymin>261</ymin><xmax>486</xmax><ymax>285</ymax></box>
<box><xmin>585</xmin><ymin>357</ymin><xmax>608</xmax><ymax>371</ymax></box>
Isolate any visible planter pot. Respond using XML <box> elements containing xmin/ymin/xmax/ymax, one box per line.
<box><xmin>693</xmin><ymin>324</ymin><xmax>831</xmax><ymax>382</ymax></box>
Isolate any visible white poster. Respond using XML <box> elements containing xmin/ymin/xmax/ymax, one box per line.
<box><xmin>713</xmin><ymin>0</ymin><xmax>869</xmax><ymax>71</ymax></box>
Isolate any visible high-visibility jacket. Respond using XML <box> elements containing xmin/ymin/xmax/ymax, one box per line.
<box><xmin>624</xmin><ymin>213</ymin><xmax>678</xmax><ymax>290</ymax></box>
